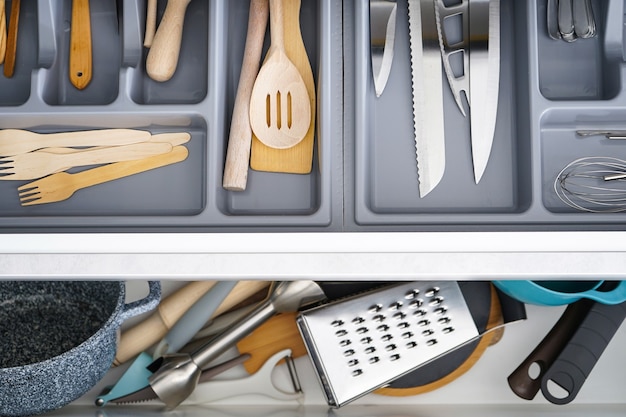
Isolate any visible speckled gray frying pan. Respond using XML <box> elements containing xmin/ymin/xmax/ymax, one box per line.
<box><xmin>0</xmin><ymin>280</ymin><xmax>160</xmax><ymax>417</ymax></box>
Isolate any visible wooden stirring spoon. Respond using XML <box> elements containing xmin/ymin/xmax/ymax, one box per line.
<box><xmin>146</xmin><ymin>0</ymin><xmax>191</xmax><ymax>82</ymax></box>
<box><xmin>0</xmin><ymin>0</ymin><xmax>6</xmax><ymax>65</ymax></box>
<box><xmin>144</xmin><ymin>0</ymin><xmax>158</xmax><ymax>48</ymax></box>
<box><xmin>69</xmin><ymin>0</ymin><xmax>92</xmax><ymax>89</ymax></box>
<box><xmin>3</xmin><ymin>0</ymin><xmax>19</xmax><ymax>78</ymax></box>
<box><xmin>248</xmin><ymin>0</ymin><xmax>311</xmax><ymax>149</ymax></box>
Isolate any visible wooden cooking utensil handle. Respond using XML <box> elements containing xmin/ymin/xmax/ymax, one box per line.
<box><xmin>222</xmin><ymin>0</ymin><xmax>269</xmax><ymax>191</ymax></box>
<box><xmin>146</xmin><ymin>0</ymin><xmax>191</xmax><ymax>82</ymax></box>
<box><xmin>144</xmin><ymin>0</ymin><xmax>157</xmax><ymax>47</ymax></box>
<box><xmin>0</xmin><ymin>0</ymin><xmax>6</xmax><ymax>65</ymax></box>
<box><xmin>69</xmin><ymin>0</ymin><xmax>92</xmax><ymax>89</ymax></box>
<box><xmin>3</xmin><ymin>0</ymin><xmax>19</xmax><ymax>78</ymax></box>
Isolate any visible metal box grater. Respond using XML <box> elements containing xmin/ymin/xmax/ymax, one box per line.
<box><xmin>296</xmin><ymin>281</ymin><xmax>480</xmax><ymax>407</ymax></box>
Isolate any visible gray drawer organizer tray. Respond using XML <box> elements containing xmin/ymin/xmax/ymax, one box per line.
<box><xmin>1</xmin><ymin>0</ymin><xmax>626</xmax><ymax>232</ymax></box>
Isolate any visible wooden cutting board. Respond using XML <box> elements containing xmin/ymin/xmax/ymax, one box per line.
<box><xmin>249</xmin><ymin>0</ymin><xmax>315</xmax><ymax>173</ymax></box>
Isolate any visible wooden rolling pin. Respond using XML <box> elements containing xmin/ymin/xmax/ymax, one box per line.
<box><xmin>114</xmin><ymin>280</ymin><xmax>270</xmax><ymax>365</ymax></box>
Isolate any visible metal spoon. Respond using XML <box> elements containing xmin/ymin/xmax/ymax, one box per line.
<box><xmin>558</xmin><ymin>0</ymin><xmax>577</xmax><ymax>42</ymax></box>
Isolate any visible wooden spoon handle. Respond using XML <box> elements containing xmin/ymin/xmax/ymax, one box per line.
<box><xmin>143</xmin><ymin>0</ymin><xmax>157</xmax><ymax>47</ymax></box>
<box><xmin>0</xmin><ymin>0</ymin><xmax>6</xmax><ymax>65</ymax></box>
<box><xmin>268</xmin><ymin>0</ymin><xmax>285</xmax><ymax>50</ymax></box>
<box><xmin>146</xmin><ymin>0</ymin><xmax>191</xmax><ymax>82</ymax></box>
<box><xmin>222</xmin><ymin>0</ymin><xmax>269</xmax><ymax>191</ymax></box>
<box><xmin>69</xmin><ymin>0</ymin><xmax>92</xmax><ymax>89</ymax></box>
<box><xmin>3</xmin><ymin>0</ymin><xmax>20</xmax><ymax>78</ymax></box>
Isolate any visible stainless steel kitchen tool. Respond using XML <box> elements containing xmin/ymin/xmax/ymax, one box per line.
<box><xmin>112</xmin><ymin>349</ymin><xmax>302</xmax><ymax>405</ymax></box>
<box><xmin>552</xmin><ymin>0</ymin><xmax>596</xmax><ymax>42</ymax></box>
<box><xmin>141</xmin><ymin>281</ymin><xmax>326</xmax><ymax>410</ymax></box>
<box><xmin>554</xmin><ymin>156</ymin><xmax>626</xmax><ymax>212</ymax></box>
<box><xmin>296</xmin><ymin>281</ymin><xmax>479</xmax><ymax>407</ymax></box>
<box><xmin>370</xmin><ymin>0</ymin><xmax>397</xmax><ymax>97</ymax></box>
<box><xmin>408</xmin><ymin>0</ymin><xmax>446</xmax><ymax>197</ymax></box>
<box><xmin>467</xmin><ymin>0</ymin><xmax>500</xmax><ymax>184</ymax></box>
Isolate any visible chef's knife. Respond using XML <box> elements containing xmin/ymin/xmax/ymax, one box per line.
<box><xmin>408</xmin><ymin>0</ymin><xmax>446</xmax><ymax>197</ymax></box>
<box><xmin>370</xmin><ymin>0</ymin><xmax>397</xmax><ymax>97</ymax></box>
<box><xmin>468</xmin><ymin>0</ymin><xmax>500</xmax><ymax>184</ymax></box>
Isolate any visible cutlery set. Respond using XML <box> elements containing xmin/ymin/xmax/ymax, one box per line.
<box><xmin>0</xmin><ymin>129</ymin><xmax>191</xmax><ymax>206</ymax></box>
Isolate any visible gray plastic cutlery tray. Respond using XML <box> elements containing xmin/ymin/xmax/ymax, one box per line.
<box><xmin>1</xmin><ymin>0</ymin><xmax>626</xmax><ymax>232</ymax></box>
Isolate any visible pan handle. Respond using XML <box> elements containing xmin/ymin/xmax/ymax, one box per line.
<box><xmin>541</xmin><ymin>301</ymin><xmax>626</xmax><ymax>404</ymax></box>
<box><xmin>507</xmin><ymin>299</ymin><xmax>593</xmax><ymax>400</ymax></box>
<box><xmin>119</xmin><ymin>281</ymin><xmax>162</xmax><ymax>323</ymax></box>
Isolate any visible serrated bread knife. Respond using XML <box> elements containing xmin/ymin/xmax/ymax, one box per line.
<box><xmin>408</xmin><ymin>0</ymin><xmax>446</xmax><ymax>197</ymax></box>
<box><xmin>370</xmin><ymin>0</ymin><xmax>397</xmax><ymax>97</ymax></box>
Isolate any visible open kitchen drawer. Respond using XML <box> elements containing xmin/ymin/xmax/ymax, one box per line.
<box><xmin>1</xmin><ymin>0</ymin><xmax>626</xmax><ymax>414</ymax></box>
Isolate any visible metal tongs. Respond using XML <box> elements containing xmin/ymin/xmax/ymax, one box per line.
<box><xmin>547</xmin><ymin>0</ymin><xmax>596</xmax><ymax>42</ymax></box>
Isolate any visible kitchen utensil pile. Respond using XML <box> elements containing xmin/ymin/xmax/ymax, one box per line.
<box><xmin>95</xmin><ymin>280</ymin><xmax>518</xmax><ymax>411</ymax></box>
<box><xmin>0</xmin><ymin>128</ymin><xmax>190</xmax><ymax>206</ymax></box>
<box><xmin>373</xmin><ymin>0</ymin><xmax>500</xmax><ymax>197</ymax></box>
<box><xmin>547</xmin><ymin>0</ymin><xmax>596</xmax><ymax>42</ymax></box>
<box><xmin>223</xmin><ymin>0</ymin><xmax>316</xmax><ymax>191</ymax></box>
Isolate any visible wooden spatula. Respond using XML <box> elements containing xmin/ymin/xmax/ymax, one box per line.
<box><xmin>248</xmin><ymin>0</ymin><xmax>311</xmax><ymax>149</ymax></box>
<box><xmin>69</xmin><ymin>0</ymin><xmax>92</xmax><ymax>90</ymax></box>
<box><xmin>250</xmin><ymin>0</ymin><xmax>315</xmax><ymax>174</ymax></box>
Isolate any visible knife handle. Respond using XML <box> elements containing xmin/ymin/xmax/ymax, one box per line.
<box><xmin>507</xmin><ymin>299</ymin><xmax>593</xmax><ymax>400</ymax></box>
<box><xmin>69</xmin><ymin>0</ymin><xmax>92</xmax><ymax>89</ymax></box>
<box><xmin>541</xmin><ymin>301</ymin><xmax>626</xmax><ymax>404</ymax></box>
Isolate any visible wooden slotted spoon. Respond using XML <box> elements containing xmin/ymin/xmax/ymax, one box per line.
<box><xmin>250</xmin><ymin>0</ymin><xmax>315</xmax><ymax>173</ymax></box>
<box><xmin>248</xmin><ymin>0</ymin><xmax>311</xmax><ymax>149</ymax></box>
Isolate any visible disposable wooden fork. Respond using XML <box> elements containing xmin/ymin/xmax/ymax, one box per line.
<box><xmin>18</xmin><ymin>146</ymin><xmax>189</xmax><ymax>206</ymax></box>
<box><xmin>0</xmin><ymin>132</ymin><xmax>190</xmax><ymax>180</ymax></box>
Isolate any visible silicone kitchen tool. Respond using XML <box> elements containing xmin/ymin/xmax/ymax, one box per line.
<box><xmin>0</xmin><ymin>128</ymin><xmax>152</xmax><ymax>156</ymax></box>
<box><xmin>3</xmin><ymin>0</ymin><xmax>19</xmax><ymax>78</ymax></box>
<box><xmin>297</xmin><ymin>281</ymin><xmax>480</xmax><ymax>407</ymax></box>
<box><xmin>249</xmin><ymin>0</ymin><xmax>311</xmax><ymax>149</ymax></box>
<box><xmin>114</xmin><ymin>281</ymin><xmax>269</xmax><ymax>366</ymax></box>
<box><xmin>18</xmin><ymin>145</ymin><xmax>189</xmax><ymax>206</ymax></box>
<box><xmin>0</xmin><ymin>281</ymin><xmax>160</xmax><ymax>417</ymax></box>
<box><xmin>144</xmin><ymin>0</ymin><xmax>157</xmax><ymax>47</ymax></box>
<box><xmin>541</xmin><ymin>300</ymin><xmax>626</xmax><ymax>404</ymax></box>
<box><xmin>0</xmin><ymin>0</ymin><xmax>6</xmax><ymax>65</ymax></box>
<box><xmin>146</xmin><ymin>0</ymin><xmax>191</xmax><ymax>81</ymax></box>
<box><xmin>492</xmin><ymin>280</ymin><xmax>626</xmax><ymax>306</ymax></box>
<box><xmin>145</xmin><ymin>281</ymin><xmax>326</xmax><ymax>410</ymax></box>
<box><xmin>222</xmin><ymin>0</ymin><xmax>269</xmax><ymax>191</ymax></box>
<box><xmin>507</xmin><ymin>299</ymin><xmax>594</xmax><ymax>400</ymax></box>
<box><xmin>0</xmin><ymin>141</ymin><xmax>172</xmax><ymax>180</ymax></box>
<box><xmin>69</xmin><ymin>0</ymin><xmax>92</xmax><ymax>89</ymax></box>
<box><xmin>112</xmin><ymin>349</ymin><xmax>302</xmax><ymax>405</ymax></box>
<box><xmin>249</xmin><ymin>0</ymin><xmax>316</xmax><ymax>173</ymax></box>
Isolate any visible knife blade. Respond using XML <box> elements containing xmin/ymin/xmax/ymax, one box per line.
<box><xmin>408</xmin><ymin>0</ymin><xmax>446</xmax><ymax>197</ymax></box>
<box><xmin>468</xmin><ymin>0</ymin><xmax>500</xmax><ymax>184</ymax></box>
<box><xmin>370</xmin><ymin>0</ymin><xmax>397</xmax><ymax>97</ymax></box>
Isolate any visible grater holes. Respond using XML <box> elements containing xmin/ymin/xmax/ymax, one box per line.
<box><xmin>331</xmin><ymin>319</ymin><xmax>345</xmax><ymax>327</ymax></box>
<box><xmin>381</xmin><ymin>334</ymin><xmax>393</xmax><ymax>342</ymax></box>
<box><xmin>397</xmin><ymin>321</ymin><xmax>410</xmax><ymax>329</ymax></box>
<box><xmin>348</xmin><ymin>359</ymin><xmax>359</xmax><ymax>367</ymax></box>
<box><xmin>369</xmin><ymin>304</ymin><xmax>383</xmax><ymax>313</ymax></box>
<box><xmin>356</xmin><ymin>327</ymin><xmax>369</xmax><ymax>334</ymax></box>
<box><xmin>402</xmin><ymin>331</ymin><xmax>414</xmax><ymax>339</ymax></box>
<box><xmin>406</xmin><ymin>341</ymin><xmax>418</xmax><ymax>349</ymax></box>
<box><xmin>414</xmin><ymin>308</ymin><xmax>427</xmax><ymax>317</ymax></box>
<box><xmin>365</xmin><ymin>346</ymin><xmax>376</xmax><ymax>354</ymax></box>
<box><xmin>390</xmin><ymin>353</ymin><xmax>401</xmax><ymax>361</ymax></box>
<box><xmin>405</xmin><ymin>289</ymin><xmax>420</xmax><ymax>299</ymax></box>
<box><xmin>409</xmin><ymin>299</ymin><xmax>424</xmax><ymax>309</ymax></box>
<box><xmin>352</xmin><ymin>316</ymin><xmax>365</xmax><ymax>324</ymax></box>
<box><xmin>369</xmin><ymin>356</ymin><xmax>380</xmax><ymax>364</ymax></box>
<box><xmin>422</xmin><ymin>329</ymin><xmax>435</xmax><ymax>336</ymax></box>
<box><xmin>393</xmin><ymin>312</ymin><xmax>407</xmax><ymax>320</ymax></box>
<box><xmin>438</xmin><ymin>317</ymin><xmax>451</xmax><ymax>325</ymax></box>
<box><xmin>417</xmin><ymin>319</ymin><xmax>431</xmax><ymax>327</ymax></box>
<box><xmin>426</xmin><ymin>339</ymin><xmax>438</xmax><ymax>346</ymax></box>
<box><xmin>372</xmin><ymin>314</ymin><xmax>386</xmax><ymax>323</ymax></box>
<box><xmin>425</xmin><ymin>287</ymin><xmax>440</xmax><ymax>297</ymax></box>
<box><xmin>385</xmin><ymin>344</ymin><xmax>397</xmax><ymax>351</ymax></box>
<box><xmin>377</xmin><ymin>324</ymin><xmax>390</xmax><ymax>332</ymax></box>
<box><xmin>434</xmin><ymin>306</ymin><xmax>447</xmax><ymax>315</ymax></box>
<box><xmin>429</xmin><ymin>296</ymin><xmax>445</xmax><ymax>307</ymax></box>
<box><xmin>361</xmin><ymin>336</ymin><xmax>373</xmax><ymax>344</ymax></box>
<box><xmin>344</xmin><ymin>349</ymin><xmax>356</xmax><ymax>357</ymax></box>
<box><xmin>442</xmin><ymin>326</ymin><xmax>455</xmax><ymax>334</ymax></box>
<box><xmin>389</xmin><ymin>301</ymin><xmax>403</xmax><ymax>311</ymax></box>
<box><xmin>335</xmin><ymin>329</ymin><xmax>348</xmax><ymax>337</ymax></box>
<box><xmin>340</xmin><ymin>339</ymin><xmax>352</xmax><ymax>347</ymax></box>
<box><xmin>351</xmin><ymin>369</ymin><xmax>364</xmax><ymax>377</ymax></box>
